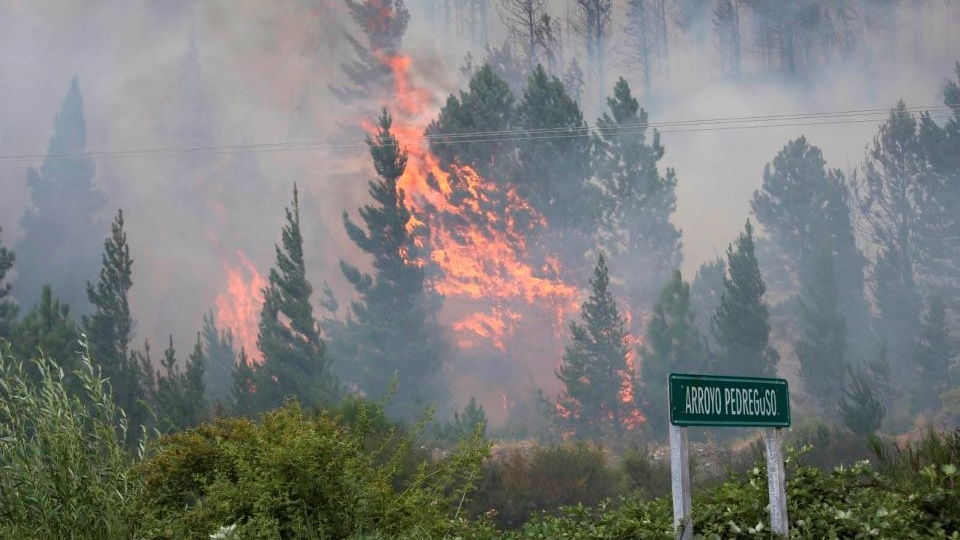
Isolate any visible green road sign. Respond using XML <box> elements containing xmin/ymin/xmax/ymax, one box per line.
<box><xmin>669</xmin><ymin>373</ymin><xmax>790</xmax><ymax>427</ymax></box>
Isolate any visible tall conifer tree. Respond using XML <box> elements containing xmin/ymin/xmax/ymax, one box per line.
<box><xmin>13</xmin><ymin>285</ymin><xmax>80</xmax><ymax>383</ymax></box>
<box><xmin>426</xmin><ymin>63</ymin><xmax>515</xmax><ymax>179</ymax></box>
<box><xmin>0</xmin><ymin>227</ymin><xmax>16</xmax><ymax>341</ymax></box>
<box><xmin>154</xmin><ymin>335</ymin><xmax>207</xmax><ymax>432</ymax></box>
<box><xmin>639</xmin><ymin>270</ymin><xmax>707</xmax><ymax>437</ymax></box>
<box><xmin>593</xmin><ymin>78</ymin><xmax>681</xmax><ymax>305</ymax></box>
<box><xmin>15</xmin><ymin>78</ymin><xmax>106</xmax><ymax>313</ymax></box>
<box><xmin>912</xmin><ymin>295</ymin><xmax>955</xmax><ymax>411</ymax></box>
<box><xmin>340</xmin><ymin>110</ymin><xmax>448</xmax><ymax>420</ymax></box>
<box><xmin>83</xmin><ymin>210</ymin><xmax>146</xmax><ymax>427</ymax></box>
<box><xmin>254</xmin><ymin>186</ymin><xmax>338</xmax><ymax>411</ymax></box>
<box><xmin>854</xmin><ymin>102</ymin><xmax>926</xmax><ymax>377</ymax></box>
<box><xmin>552</xmin><ymin>254</ymin><xmax>641</xmax><ymax>440</ymax></box>
<box><xmin>514</xmin><ymin>65</ymin><xmax>596</xmax><ymax>233</ymax></box>
<box><xmin>201</xmin><ymin>311</ymin><xmax>236</xmax><ymax>405</ymax></box>
<box><xmin>711</xmin><ymin>220</ymin><xmax>779</xmax><ymax>377</ymax></box>
<box><xmin>752</xmin><ymin>137</ymin><xmax>870</xmax><ymax>355</ymax></box>
<box><xmin>794</xmin><ymin>237</ymin><xmax>846</xmax><ymax>414</ymax></box>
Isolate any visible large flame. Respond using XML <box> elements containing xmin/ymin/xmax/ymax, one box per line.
<box><xmin>214</xmin><ymin>250</ymin><xmax>266</xmax><ymax>364</ymax></box>
<box><xmin>379</xmin><ymin>68</ymin><xmax>579</xmax><ymax>357</ymax></box>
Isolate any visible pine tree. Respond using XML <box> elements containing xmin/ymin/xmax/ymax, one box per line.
<box><xmin>714</xmin><ymin>0</ymin><xmax>742</xmax><ymax>78</ymax></box>
<box><xmin>624</xmin><ymin>0</ymin><xmax>668</xmax><ymax>91</ymax></box>
<box><xmin>426</xmin><ymin>63</ymin><xmax>515</xmax><ymax>179</ymax></box>
<box><xmin>0</xmin><ymin>227</ymin><xmax>16</xmax><ymax>341</ymax></box>
<box><xmin>639</xmin><ymin>270</ymin><xmax>707</xmax><ymax>438</ymax></box>
<box><xmin>912</xmin><ymin>295</ymin><xmax>955</xmax><ymax>411</ymax></box>
<box><xmin>514</xmin><ymin>65</ymin><xmax>596</xmax><ymax>234</ymax></box>
<box><xmin>754</xmin><ymin>137</ymin><xmax>871</xmax><ymax>357</ymax></box>
<box><xmin>82</xmin><ymin>210</ymin><xmax>144</xmax><ymax>423</ymax></box>
<box><xmin>12</xmin><ymin>285</ymin><xmax>81</xmax><ymax>383</ymax></box>
<box><xmin>711</xmin><ymin>220</ymin><xmax>780</xmax><ymax>377</ymax></box>
<box><xmin>332</xmin><ymin>0</ymin><xmax>410</xmax><ymax>103</ymax></box>
<box><xmin>201</xmin><ymin>311</ymin><xmax>236</xmax><ymax>406</ymax></box>
<box><xmin>794</xmin><ymin>237</ymin><xmax>846</xmax><ymax>415</ymax></box>
<box><xmin>255</xmin><ymin>186</ymin><xmax>338</xmax><ymax>411</ymax></box>
<box><xmin>154</xmin><ymin>335</ymin><xmax>207</xmax><ymax>432</ymax></box>
<box><xmin>838</xmin><ymin>365</ymin><xmax>886</xmax><ymax>437</ymax></box>
<box><xmin>571</xmin><ymin>0</ymin><xmax>613</xmax><ymax>106</ymax></box>
<box><xmin>496</xmin><ymin>0</ymin><xmax>544</xmax><ymax>69</ymax></box>
<box><xmin>918</xmin><ymin>64</ymin><xmax>960</xmax><ymax>294</ymax></box>
<box><xmin>853</xmin><ymin>102</ymin><xmax>926</xmax><ymax>379</ymax></box>
<box><xmin>14</xmin><ymin>77</ymin><xmax>107</xmax><ymax>314</ymax></box>
<box><xmin>553</xmin><ymin>254</ymin><xmax>641</xmax><ymax>440</ymax></box>
<box><xmin>229</xmin><ymin>348</ymin><xmax>257</xmax><ymax>417</ymax></box>
<box><xmin>691</xmin><ymin>258</ymin><xmax>725</xmax><ymax>347</ymax></box>
<box><xmin>593</xmin><ymin>78</ymin><xmax>681</xmax><ymax>305</ymax></box>
<box><xmin>340</xmin><ymin>110</ymin><xmax>449</xmax><ymax>420</ymax></box>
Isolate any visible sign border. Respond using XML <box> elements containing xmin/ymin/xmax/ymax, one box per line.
<box><xmin>668</xmin><ymin>372</ymin><xmax>791</xmax><ymax>427</ymax></box>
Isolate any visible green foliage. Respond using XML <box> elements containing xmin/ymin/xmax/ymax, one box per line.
<box><xmin>83</xmin><ymin>209</ymin><xmax>147</xmax><ymax>435</ymax></box>
<box><xmin>639</xmin><ymin>269</ymin><xmax>707</xmax><ymax>438</ymax></box>
<box><xmin>869</xmin><ymin>429</ymin><xmax>960</xmax><ymax>532</ymax></box>
<box><xmin>202</xmin><ymin>311</ymin><xmax>236</xmax><ymax>406</ymax></box>
<box><xmin>426</xmin><ymin>63</ymin><xmax>515</xmax><ymax>178</ymax></box>
<box><xmin>711</xmin><ymin>220</ymin><xmax>780</xmax><ymax>377</ymax></box>
<box><xmin>690</xmin><ymin>257</ymin><xmax>724</xmax><ymax>346</ymax></box>
<box><xmin>134</xmin><ymin>403</ymin><xmax>489</xmax><ymax>539</ymax></box>
<box><xmin>839</xmin><ymin>364</ymin><xmax>887</xmax><ymax>437</ymax></box>
<box><xmin>795</xmin><ymin>236</ymin><xmax>847</xmax><ymax>415</ymax></box>
<box><xmin>618</xmin><ymin>445</ymin><xmax>672</xmax><ymax>499</ymax></box>
<box><xmin>340</xmin><ymin>110</ymin><xmax>449</xmax><ymax>421</ymax></box>
<box><xmin>14</xmin><ymin>77</ymin><xmax>107</xmax><ymax>314</ymax></box>
<box><xmin>468</xmin><ymin>442</ymin><xmax>622</xmax><ymax>530</ymax></box>
<box><xmin>0</xmin><ymin>343</ymin><xmax>141</xmax><ymax>539</ymax></box>
<box><xmin>153</xmin><ymin>334</ymin><xmax>207</xmax><ymax>432</ymax></box>
<box><xmin>0</xmin><ymin>226</ymin><xmax>16</xmax><ymax>341</ymax></box>
<box><xmin>249</xmin><ymin>185</ymin><xmax>338</xmax><ymax>412</ymax></box>
<box><xmin>855</xmin><ymin>101</ymin><xmax>926</xmax><ymax>377</ymax></box>
<box><xmin>913</xmin><ymin>294</ymin><xmax>956</xmax><ymax>411</ymax></box>
<box><xmin>551</xmin><ymin>254</ymin><xmax>642</xmax><ymax>440</ymax></box>
<box><xmin>514</xmin><ymin>64</ymin><xmax>596</xmax><ymax>233</ymax></box>
<box><xmin>437</xmin><ymin>396</ymin><xmax>488</xmax><ymax>442</ymax></box>
<box><xmin>593</xmin><ymin>78</ymin><xmax>681</xmax><ymax>305</ymax></box>
<box><xmin>12</xmin><ymin>285</ymin><xmax>81</xmax><ymax>386</ymax></box>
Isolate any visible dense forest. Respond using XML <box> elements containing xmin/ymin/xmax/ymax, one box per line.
<box><xmin>2</xmin><ymin>0</ymin><xmax>960</xmax><ymax>538</ymax></box>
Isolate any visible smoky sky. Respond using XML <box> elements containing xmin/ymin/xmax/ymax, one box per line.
<box><xmin>1</xmin><ymin>0</ymin><xmax>959</xmax><ymax>399</ymax></box>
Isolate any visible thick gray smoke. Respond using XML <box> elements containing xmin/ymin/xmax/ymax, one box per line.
<box><xmin>1</xmin><ymin>0</ymin><xmax>958</xmax><ymax>423</ymax></box>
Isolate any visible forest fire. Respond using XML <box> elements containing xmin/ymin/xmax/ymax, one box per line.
<box><xmin>372</xmin><ymin>51</ymin><xmax>579</xmax><ymax>353</ymax></box>
<box><xmin>214</xmin><ymin>250</ymin><xmax>266</xmax><ymax>364</ymax></box>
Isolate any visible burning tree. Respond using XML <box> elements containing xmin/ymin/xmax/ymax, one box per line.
<box><xmin>338</xmin><ymin>110</ymin><xmax>450</xmax><ymax>420</ymax></box>
<box><xmin>550</xmin><ymin>254</ymin><xmax>643</xmax><ymax>440</ymax></box>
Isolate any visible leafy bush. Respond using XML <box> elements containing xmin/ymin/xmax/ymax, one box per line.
<box><xmin>0</xmin><ymin>343</ymin><xmax>141</xmax><ymax>539</ymax></box>
<box><xmin>468</xmin><ymin>441</ymin><xmax>623</xmax><ymax>529</ymax></box>
<box><xmin>134</xmin><ymin>401</ymin><xmax>489</xmax><ymax>539</ymax></box>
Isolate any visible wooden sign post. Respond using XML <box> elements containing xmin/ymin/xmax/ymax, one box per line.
<box><xmin>668</xmin><ymin>373</ymin><xmax>791</xmax><ymax>539</ymax></box>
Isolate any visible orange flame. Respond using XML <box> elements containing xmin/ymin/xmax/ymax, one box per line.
<box><xmin>214</xmin><ymin>250</ymin><xmax>266</xmax><ymax>364</ymax></box>
<box><xmin>367</xmin><ymin>51</ymin><xmax>579</xmax><ymax>354</ymax></box>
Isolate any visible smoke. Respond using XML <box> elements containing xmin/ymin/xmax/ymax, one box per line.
<box><xmin>1</xmin><ymin>0</ymin><xmax>959</xmax><ymax>423</ymax></box>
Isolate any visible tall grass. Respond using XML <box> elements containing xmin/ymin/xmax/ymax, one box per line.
<box><xmin>0</xmin><ymin>342</ymin><xmax>142</xmax><ymax>539</ymax></box>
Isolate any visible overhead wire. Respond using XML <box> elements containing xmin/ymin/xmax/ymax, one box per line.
<box><xmin>0</xmin><ymin>104</ymin><xmax>955</xmax><ymax>163</ymax></box>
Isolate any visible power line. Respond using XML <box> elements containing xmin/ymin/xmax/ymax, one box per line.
<box><xmin>0</xmin><ymin>105</ymin><xmax>954</xmax><ymax>163</ymax></box>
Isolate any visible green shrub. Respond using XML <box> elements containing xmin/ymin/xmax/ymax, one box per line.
<box><xmin>0</xmin><ymin>343</ymin><xmax>141</xmax><ymax>539</ymax></box>
<box><xmin>134</xmin><ymin>401</ymin><xmax>489</xmax><ymax>539</ymax></box>
<box><xmin>468</xmin><ymin>441</ymin><xmax>623</xmax><ymax>529</ymax></box>
<box><xmin>619</xmin><ymin>445</ymin><xmax>672</xmax><ymax>499</ymax></box>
